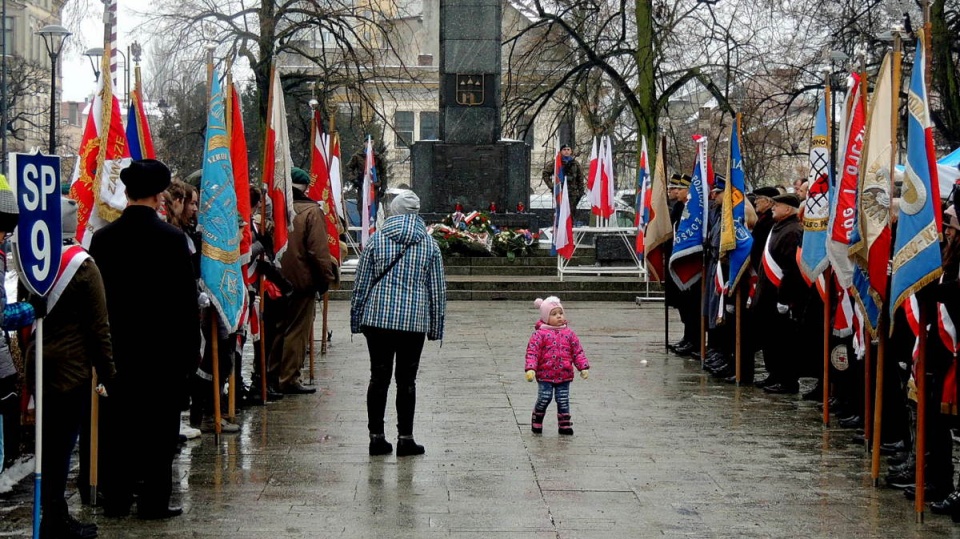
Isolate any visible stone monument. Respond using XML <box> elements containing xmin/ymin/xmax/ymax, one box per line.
<box><xmin>411</xmin><ymin>0</ymin><xmax>532</xmax><ymax>223</ymax></box>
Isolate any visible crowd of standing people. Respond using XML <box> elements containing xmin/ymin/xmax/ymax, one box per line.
<box><xmin>664</xmin><ymin>172</ymin><xmax>960</xmax><ymax>521</ymax></box>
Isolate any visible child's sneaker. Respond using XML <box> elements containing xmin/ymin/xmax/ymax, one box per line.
<box><xmin>558</xmin><ymin>413</ymin><xmax>573</xmax><ymax>435</ymax></box>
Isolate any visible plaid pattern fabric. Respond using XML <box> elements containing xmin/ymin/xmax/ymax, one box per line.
<box><xmin>351</xmin><ymin>214</ymin><xmax>446</xmax><ymax>340</ymax></box>
<box><xmin>3</xmin><ymin>301</ymin><xmax>34</xmax><ymax>331</ymax></box>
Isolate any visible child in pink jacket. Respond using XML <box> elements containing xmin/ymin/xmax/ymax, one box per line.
<box><xmin>524</xmin><ymin>297</ymin><xmax>590</xmax><ymax>435</ymax></box>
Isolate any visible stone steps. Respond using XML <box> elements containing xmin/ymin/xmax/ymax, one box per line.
<box><xmin>330</xmin><ymin>274</ymin><xmax>662</xmax><ymax>302</ymax></box>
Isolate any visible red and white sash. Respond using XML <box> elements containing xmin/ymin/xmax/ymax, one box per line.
<box><xmin>761</xmin><ymin>233</ymin><xmax>783</xmax><ymax>287</ymax></box>
<box><xmin>47</xmin><ymin>245</ymin><xmax>90</xmax><ymax>313</ymax></box>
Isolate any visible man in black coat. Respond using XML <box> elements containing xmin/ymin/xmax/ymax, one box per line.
<box><xmin>89</xmin><ymin>159</ymin><xmax>200</xmax><ymax>520</ymax></box>
<box><xmin>752</xmin><ymin>193</ymin><xmax>805</xmax><ymax>394</ymax></box>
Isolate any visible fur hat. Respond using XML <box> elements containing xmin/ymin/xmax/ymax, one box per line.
<box><xmin>390</xmin><ymin>190</ymin><xmax>420</xmax><ymax>215</ymax></box>
<box><xmin>753</xmin><ymin>186</ymin><xmax>780</xmax><ymax>199</ymax></box>
<box><xmin>120</xmin><ymin>159</ymin><xmax>172</xmax><ymax>200</ymax></box>
<box><xmin>61</xmin><ymin>197</ymin><xmax>78</xmax><ymax>241</ymax></box>
<box><xmin>534</xmin><ymin>296</ymin><xmax>563</xmax><ymax>322</ymax></box>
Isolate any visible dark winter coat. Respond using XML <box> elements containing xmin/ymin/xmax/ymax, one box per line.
<box><xmin>753</xmin><ymin>215</ymin><xmax>805</xmax><ymax>312</ymax></box>
<box><xmin>89</xmin><ymin>205</ymin><xmax>200</xmax><ymax>395</ymax></box>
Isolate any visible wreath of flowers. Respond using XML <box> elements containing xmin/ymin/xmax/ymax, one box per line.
<box><xmin>491</xmin><ymin>228</ymin><xmax>540</xmax><ymax>259</ymax></box>
<box><xmin>426</xmin><ymin>210</ymin><xmax>539</xmax><ymax>258</ymax></box>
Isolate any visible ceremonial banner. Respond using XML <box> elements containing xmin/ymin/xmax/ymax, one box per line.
<box><xmin>361</xmin><ymin>135</ymin><xmax>379</xmax><ymax>245</ymax></box>
<box><xmin>71</xmin><ymin>46</ymin><xmax>130</xmax><ymax>247</ymax></box>
<box><xmin>199</xmin><ymin>68</ymin><xmax>244</xmax><ymax>332</ymax></box>
<box><xmin>669</xmin><ymin>137</ymin><xmax>709</xmax><ymax>289</ymax></box>
<box><xmin>850</xmin><ymin>52</ymin><xmax>895</xmax><ymax>336</ymax></box>
<box><xmin>600</xmin><ymin>136</ymin><xmax>616</xmax><ymax>219</ymax></box>
<box><xmin>555</xmin><ymin>172</ymin><xmax>575</xmax><ymax>260</ymax></box>
<box><xmin>261</xmin><ymin>67</ymin><xmax>296</xmax><ymax>260</ymax></box>
<box><xmin>891</xmin><ymin>30</ymin><xmax>943</xmax><ymax>318</ymax></box>
<box><xmin>720</xmin><ymin>115</ymin><xmax>753</xmax><ymax>292</ymax></box>
<box><xmin>799</xmin><ymin>92</ymin><xmax>832</xmax><ymax>284</ymax></box>
<box><xmin>310</xmin><ymin>108</ymin><xmax>343</xmax><ymax>263</ymax></box>
<box><xmin>125</xmin><ymin>66</ymin><xmax>155</xmax><ymax>161</ymax></box>
<box><xmin>587</xmin><ymin>137</ymin><xmax>599</xmax><ymax>211</ymax></box>
<box><xmin>827</xmin><ymin>73</ymin><xmax>865</xmax><ymax>289</ymax></box>
<box><xmin>635</xmin><ymin>135</ymin><xmax>650</xmax><ymax>256</ymax></box>
<box><xmin>643</xmin><ymin>137</ymin><xmax>673</xmax><ymax>282</ymax></box>
<box><xmin>551</xmin><ymin>138</ymin><xmax>565</xmax><ymax>255</ymax></box>
<box><xmin>229</xmin><ymin>82</ymin><xmax>252</xmax><ymax>266</ymax></box>
<box><xmin>328</xmin><ymin>133</ymin><xmax>344</xmax><ymax>218</ymax></box>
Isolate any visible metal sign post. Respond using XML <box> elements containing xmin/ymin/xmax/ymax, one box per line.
<box><xmin>10</xmin><ymin>151</ymin><xmax>62</xmax><ymax>539</ymax></box>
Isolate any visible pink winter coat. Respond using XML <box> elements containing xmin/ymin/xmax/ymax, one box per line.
<box><xmin>524</xmin><ymin>321</ymin><xmax>590</xmax><ymax>383</ymax></box>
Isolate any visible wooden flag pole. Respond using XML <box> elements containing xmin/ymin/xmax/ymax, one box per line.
<box><xmin>916</xmin><ymin>305</ymin><xmax>928</xmax><ymax>522</ymax></box>
<box><xmin>823</xmin><ymin>270</ymin><xmax>832</xmax><ymax>427</ymax></box>
<box><xmin>871</xmin><ymin>327</ymin><xmax>886</xmax><ymax>485</ymax></box>
<box><xmin>308</xmin><ymin>326</ymin><xmax>316</xmax><ymax>384</ymax></box>
<box><xmin>225</xmin><ymin>65</ymin><xmax>236</xmax><ymax>422</ymax></box>
<box><xmin>258</xmin><ymin>278</ymin><xmax>268</xmax><ymax>402</ymax></box>
<box><xmin>735</xmin><ymin>284</ymin><xmax>742</xmax><ymax>385</ymax></box>
<box><xmin>700</xmin><ymin>258</ymin><xmax>707</xmax><ymax>368</ymax></box>
<box><xmin>211</xmin><ymin>315</ymin><xmax>222</xmax><ymax>438</ymax></box>
<box><xmin>664</xmin><ymin>283</ymin><xmax>670</xmax><ymax>351</ymax></box>
<box><xmin>321</xmin><ymin>293</ymin><xmax>330</xmax><ymax>355</ymax></box>
<box><xmin>88</xmin><ymin>371</ymin><xmax>99</xmax><ymax>505</ymax></box>
<box><xmin>863</xmin><ymin>332</ymin><xmax>873</xmax><ymax>451</ymax></box>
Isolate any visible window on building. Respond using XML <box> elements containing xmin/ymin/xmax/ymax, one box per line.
<box><xmin>419</xmin><ymin>111</ymin><xmax>437</xmax><ymax>140</ymax></box>
<box><xmin>2</xmin><ymin>16</ymin><xmax>12</xmax><ymax>57</ymax></box>
<box><xmin>394</xmin><ymin>110</ymin><xmax>414</xmax><ymax>148</ymax></box>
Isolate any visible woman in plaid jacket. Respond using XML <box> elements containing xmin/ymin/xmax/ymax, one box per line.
<box><xmin>350</xmin><ymin>191</ymin><xmax>446</xmax><ymax>457</ymax></box>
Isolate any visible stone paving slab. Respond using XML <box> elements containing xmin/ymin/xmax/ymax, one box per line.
<box><xmin>0</xmin><ymin>301</ymin><xmax>959</xmax><ymax>537</ymax></box>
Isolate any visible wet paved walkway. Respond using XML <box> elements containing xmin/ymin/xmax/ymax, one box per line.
<box><xmin>2</xmin><ymin>301</ymin><xmax>959</xmax><ymax>537</ymax></box>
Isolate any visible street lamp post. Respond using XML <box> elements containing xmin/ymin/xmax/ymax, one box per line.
<box><xmin>83</xmin><ymin>45</ymin><xmax>131</xmax><ymax>105</ymax></box>
<box><xmin>37</xmin><ymin>24</ymin><xmax>71</xmax><ymax>155</ymax></box>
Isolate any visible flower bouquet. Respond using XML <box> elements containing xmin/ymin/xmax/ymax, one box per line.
<box><xmin>492</xmin><ymin>228</ymin><xmax>540</xmax><ymax>259</ymax></box>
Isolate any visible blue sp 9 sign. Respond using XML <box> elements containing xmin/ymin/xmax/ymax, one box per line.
<box><xmin>10</xmin><ymin>152</ymin><xmax>62</xmax><ymax>296</ymax></box>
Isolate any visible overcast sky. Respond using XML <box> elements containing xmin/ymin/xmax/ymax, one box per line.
<box><xmin>60</xmin><ymin>1</ymin><xmax>148</xmax><ymax>102</ymax></box>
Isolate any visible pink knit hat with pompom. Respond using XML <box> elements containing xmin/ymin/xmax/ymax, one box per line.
<box><xmin>534</xmin><ymin>296</ymin><xmax>563</xmax><ymax>322</ymax></box>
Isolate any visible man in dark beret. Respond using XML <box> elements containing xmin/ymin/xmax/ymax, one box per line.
<box><xmin>751</xmin><ymin>192</ymin><xmax>804</xmax><ymax>394</ymax></box>
<box><xmin>89</xmin><ymin>159</ymin><xmax>200</xmax><ymax>519</ymax></box>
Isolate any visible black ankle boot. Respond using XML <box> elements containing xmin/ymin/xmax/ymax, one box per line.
<box><xmin>369</xmin><ymin>435</ymin><xmax>392</xmax><ymax>456</ymax></box>
<box><xmin>396</xmin><ymin>438</ymin><xmax>425</xmax><ymax>456</ymax></box>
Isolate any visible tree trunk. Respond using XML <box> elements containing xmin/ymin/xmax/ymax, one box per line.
<box><xmin>930</xmin><ymin>0</ymin><xmax>960</xmax><ymax>147</ymax></box>
<box><xmin>635</xmin><ymin>0</ymin><xmax>657</xmax><ymax>156</ymax></box>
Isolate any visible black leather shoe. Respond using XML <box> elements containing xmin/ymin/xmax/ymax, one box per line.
<box><xmin>886</xmin><ymin>470</ymin><xmax>916</xmax><ymax>489</ymax></box>
<box><xmin>396</xmin><ymin>438</ymin><xmax>425</xmax><ymax>457</ymax></box>
<box><xmin>838</xmin><ymin>415</ymin><xmax>864</xmax><ymax>429</ymax></box>
<box><xmin>903</xmin><ymin>484</ymin><xmax>949</xmax><ymax>502</ymax></box>
<box><xmin>710</xmin><ymin>366</ymin><xmax>735</xmax><ymax>379</ymax></box>
<box><xmin>281</xmin><ymin>383</ymin><xmax>317</xmax><ymax>395</ymax></box>
<box><xmin>930</xmin><ymin>492</ymin><xmax>960</xmax><ymax>514</ymax></box>
<box><xmin>801</xmin><ymin>385</ymin><xmax>823</xmax><ymax>402</ymax></box>
<box><xmin>850</xmin><ymin>433</ymin><xmax>867</xmax><ymax>445</ymax></box>
<box><xmin>673</xmin><ymin>342</ymin><xmax>694</xmax><ymax>356</ymax></box>
<box><xmin>880</xmin><ymin>440</ymin><xmax>906</xmax><ymax>455</ymax></box>
<box><xmin>369</xmin><ymin>437</ymin><xmax>393</xmax><ymax>456</ymax></box>
<box><xmin>669</xmin><ymin>339</ymin><xmax>690</xmax><ymax>352</ymax></box>
<box><xmin>721</xmin><ymin>374</ymin><xmax>751</xmax><ymax>384</ymax></box>
<box><xmin>137</xmin><ymin>505</ymin><xmax>183</xmax><ymax>520</ymax></box>
<box><xmin>754</xmin><ymin>376</ymin><xmax>773</xmax><ymax>388</ymax></box>
<box><xmin>102</xmin><ymin>503</ymin><xmax>131</xmax><ymax>518</ymax></box>
<box><xmin>763</xmin><ymin>383</ymin><xmax>799</xmax><ymax>395</ymax></box>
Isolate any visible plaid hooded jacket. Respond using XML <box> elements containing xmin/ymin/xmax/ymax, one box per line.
<box><xmin>350</xmin><ymin>214</ymin><xmax>446</xmax><ymax>340</ymax></box>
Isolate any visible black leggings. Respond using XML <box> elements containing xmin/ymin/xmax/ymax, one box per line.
<box><xmin>362</xmin><ymin>327</ymin><xmax>425</xmax><ymax>437</ymax></box>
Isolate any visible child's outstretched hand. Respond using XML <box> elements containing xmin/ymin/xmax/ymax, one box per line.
<box><xmin>580</xmin><ymin>370</ymin><xmax>589</xmax><ymax>380</ymax></box>
<box><xmin>525</xmin><ymin>370</ymin><xmax>536</xmax><ymax>382</ymax></box>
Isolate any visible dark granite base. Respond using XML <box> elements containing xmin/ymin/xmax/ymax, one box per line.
<box><xmin>410</xmin><ymin>140</ymin><xmax>531</xmax><ymax>214</ymax></box>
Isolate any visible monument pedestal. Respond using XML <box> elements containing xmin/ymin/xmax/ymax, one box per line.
<box><xmin>411</xmin><ymin>140</ymin><xmax>530</xmax><ymax>214</ymax></box>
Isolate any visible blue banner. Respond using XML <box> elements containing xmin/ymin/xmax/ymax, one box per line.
<box><xmin>799</xmin><ymin>93</ymin><xmax>832</xmax><ymax>284</ymax></box>
<box><xmin>724</xmin><ymin>117</ymin><xmax>753</xmax><ymax>292</ymax></box>
<box><xmin>891</xmin><ymin>31</ymin><xmax>943</xmax><ymax>316</ymax></box>
<box><xmin>199</xmin><ymin>69</ymin><xmax>244</xmax><ymax>332</ymax></box>
<box><xmin>669</xmin><ymin>150</ymin><xmax>706</xmax><ymax>289</ymax></box>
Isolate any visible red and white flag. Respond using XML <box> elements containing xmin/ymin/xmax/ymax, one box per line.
<box><xmin>309</xmin><ymin>109</ymin><xmax>343</xmax><ymax>263</ymax></box>
<box><xmin>261</xmin><ymin>67</ymin><xmax>296</xmax><ymax>260</ymax></box>
<box><xmin>361</xmin><ymin>136</ymin><xmax>379</xmax><ymax>245</ymax></box>
<box><xmin>328</xmin><ymin>133</ymin><xmax>344</xmax><ymax>219</ymax></box>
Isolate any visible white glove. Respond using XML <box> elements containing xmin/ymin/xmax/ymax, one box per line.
<box><xmin>746</xmin><ymin>297</ymin><xmax>753</xmax><ymax>308</ymax></box>
<box><xmin>776</xmin><ymin>303</ymin><xmax>789</xmax><ymax>315</ymax></box>
<box><xmin>725</xmin><ymin>304</ymin><xmax>735</xmax><ymax>314</ymax></box>
<box><xmin>198</xmin><ymin>292</ymin><xmax>211</xmax><ymax>308</ymax></box>
<box><xmin>887</xmin><ymin>260</ymin><xmax>893</xmax><ymax>276</ymax></box>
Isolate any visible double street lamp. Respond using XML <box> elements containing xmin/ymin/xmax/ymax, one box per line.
<box><xmin>36</xmin><ymin>24</ymin><xmax>71</xmax><ymax>155</ymax></box>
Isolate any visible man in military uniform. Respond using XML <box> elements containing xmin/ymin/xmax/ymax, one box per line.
<box><xmin>541</xmin><ymin>145</ymin><xmax>585</xmax><ymax>212</ymax></box>
<box><xmin>667</xmin><ymin>174</ymin><xmax>700</xmax><ymax>357</ymax></box>
<box><xmin>752</xmin><ymin>193</ymin><xmax>805</xmax><ymax>394</ymax></box>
